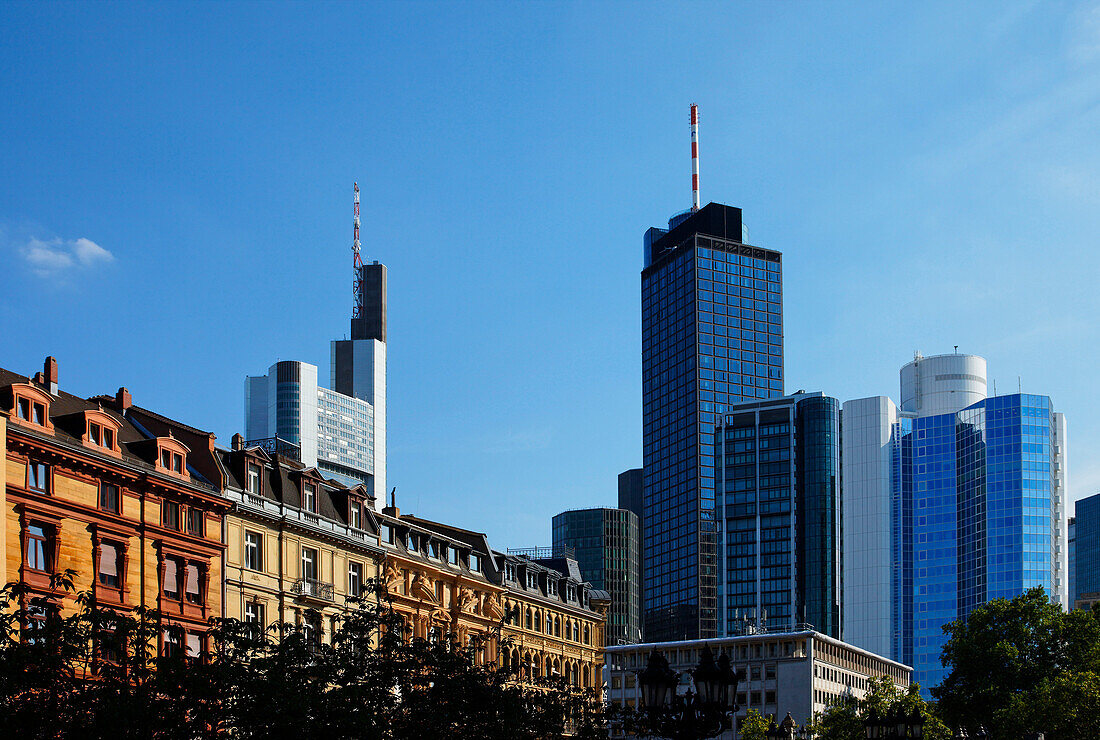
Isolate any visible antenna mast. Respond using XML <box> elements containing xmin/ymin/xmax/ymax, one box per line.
<box><xmin>690</xmin><ymin>103</ymin><xmax>700</xmax><ymax>212</ymax></box>
<box><xmin>352</xmin><ymin>182</ymin><xmax>364</xmax><ymax>319</ymax></box>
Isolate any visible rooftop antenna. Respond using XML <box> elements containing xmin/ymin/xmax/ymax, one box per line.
<box><xmin>690</xmin><ymin>104</ymin><xmax>700</xmax><ymax>212</ymax></box>
<box><xmin>954</xmin><ymin>345</ymin><xmax>958</xmax><ymax>354</ymax></box>
<box><xmin>352</xmin><ymin>183</ymin><xmax>364</xmax><ymax>319</ymax></box>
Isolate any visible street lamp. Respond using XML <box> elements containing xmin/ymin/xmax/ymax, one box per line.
<box><xmin>864</xmin><ymin>705</ymin><xmax>925</xmax><ymax>739</ymax></box>
<box><xmin>636</xmin><ymin>646</ymin><xmax>740</xmax><ymax>740</ymax></box>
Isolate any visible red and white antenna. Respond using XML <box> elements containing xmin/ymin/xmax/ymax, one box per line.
<box><xmin>690</xmin><ymin>103</ymin><xmax>700</xmax><ymax>212</ymax></box>
<box><xmin>352</xmin><ymin>182</ymin><xmax>364</xmax><ymax>319</ymax></box>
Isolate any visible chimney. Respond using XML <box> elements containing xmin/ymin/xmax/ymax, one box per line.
<box><xmin>382</xmin><ymin>486</ymin><xmax>399</xmax><ymax>518</ymax></box>
<box><xmin>44</xmin><ymin>356</ymin><xmax>58</xmax><ymax>395</ymax></box>
<box><xmin>232</xmin><ymin>433</ymin><xmax>244</xmax><ymax>451</ymax></box>
<box><xmin>116</xmin><ymin>387</ymin><xmax>132</xmax><ymax>411</ymax></box>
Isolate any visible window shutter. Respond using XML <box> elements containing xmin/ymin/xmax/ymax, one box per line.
<box><xmin>164</xmin><ymin>558</ymin><xmax>178</xmax><ymax>592</ymax></box>
<box><xmin>100</xmin><ymin>543</ymin><xmax>118</xmax><ymax>577</ymax></box>
<box><xmin>186</xmin><ymin>564</ymin><xmax>200</xmax><ymax>595</ymax></box>
<box><xmin>186</xmin><ymin>632</ymin><xmax>201</xmax><ymax>657</ymax></box>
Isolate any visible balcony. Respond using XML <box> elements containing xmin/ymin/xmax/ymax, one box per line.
<box><xmin>292</xmin><ymin>578</ymin><xmax>334</xmax><ymax>603</ymax></box>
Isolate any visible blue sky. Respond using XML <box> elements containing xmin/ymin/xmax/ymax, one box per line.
<box><xmin>3</xmin><ymin>1</ymin><xmax>1100</xmax><ymax>550</ymax></box>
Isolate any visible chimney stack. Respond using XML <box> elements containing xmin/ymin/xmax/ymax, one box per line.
<box><xmin>116</xmin><ymin>387</ymin><xmax>132</xmax><ymax>411</ymax></box>
<box><xmin>44</xmin><ymin>356</ymin><xmax>58</xmax><ymax>395</ymax></box>
<box><xmin>232</xmin><ymin>433</ymin><xmax>244</xmax><ymax>451</ymax></box>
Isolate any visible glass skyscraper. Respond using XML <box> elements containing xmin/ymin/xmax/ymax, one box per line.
<box><xmin>552</xmin><ymin>507</ymin><xmax>642</xmax><ymax>644</ymax></box>
<box><xmin>641</xmin><ymin>203</ymin><xmax>784</xmax><ymax>641</ymax></box>
<box><xmin>843</xmin><ymin>354</ymin><xmax>1067</xmax><ymax>690</ymax></box>
<box><xmin>715</xmin><ymin>392</ymin><xmax>841</xmax><ymax>638</ymax></box>
<box><xmin>1073</xmin><ymin>493</ymin><xmax>1100</xmax><ymax>605</ymax></box>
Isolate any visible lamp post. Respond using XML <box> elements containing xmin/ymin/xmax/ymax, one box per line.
<box><xmin>864</xmin><ymin>705</ymin><xmax>926</xmax><ymax>739</ymax></box>
<box><xmin>636</xmin><ymin>646</ymin><xmax>740</xmax><ymax>739</ymax></box>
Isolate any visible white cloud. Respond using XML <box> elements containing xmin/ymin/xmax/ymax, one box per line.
<box><xmin>20</xmin><ymin>236</ymin><xmax>114</xmax><ymax>278</ymax></box>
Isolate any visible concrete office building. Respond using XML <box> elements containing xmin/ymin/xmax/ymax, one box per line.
<box><xmin>605</xmin><ymin>631</ymin><xmax>910</xmax><ymax>737</ymax></box>
<box><xmin>1069</xmin><ymin>515</ymin><xmax>1077</xmax><ymax>607</ymax></box>
<box><xmin>641</xmin><ymin>202</ymin><xmax>784</xmax><ymax>641</ymax></box>
<box><xmin>552</xmin><ymin>508</ymin><xmax>642</xmax><ymax>644</ymax></box>
<box><xmin>843</xmin><ymin>352</ymin><xmax>1068</xmax><ymax>689</ymax></box>
<box><xmin>246</xmin><ymin>262</ymin><xmax>387</xmax><ymax>506</ymax></box>
<box><xmin>715</xmin><ymin>392</ymin><xmax>841</xmax><ymax>638</ymax></box>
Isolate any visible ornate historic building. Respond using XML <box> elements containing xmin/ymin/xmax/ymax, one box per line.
<box><xmin>497</xmin><ymin>548</ymin><xmax>610</xmax><ymax>690</ymax></box>
<box><xmin>2</xmin><ymin>357</ymin><xmax>230</xmax><ymax>658</ymax></box>
<box><xmin>376</xmin><ymin>505</ymin><xmax>507</xmax><ymax>662</ymax></box>
<box><xmin>219</xmin><ymin>435</ymin><xmax>384</xmax><ymax>643</ymax></box>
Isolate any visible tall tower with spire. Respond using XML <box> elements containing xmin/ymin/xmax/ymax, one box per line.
<box><xmin>245</xmin><ymin>184</ymin><xmax>388</xmax><ymax>510</ymax></box>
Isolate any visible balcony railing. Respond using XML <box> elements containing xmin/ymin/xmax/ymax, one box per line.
<box><xmin>243</xmin><ymin>436</ymin><xmax>302</xmax><ymax>462</ymax></box>
<box><xmin>292</xmin><ymin>578</ymin><xmax>334</xmax><ymax>602</ymax></box>
<box><xmin>507</xmin><ymin>545</ymin><xmax>576</xmax><ymax>561</ymax></box>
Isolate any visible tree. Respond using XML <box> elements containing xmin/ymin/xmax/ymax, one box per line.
<box><xmin>934</xmin><ymin>587</ymin><xmax>1100</xmax><ymax>739</ymax></box>
<box><xmin>809</xmin><ymin>676</ymin><xmax>950</xmax><ymax>740</ymax></box>
<box><xmin>738</xmin><ymin>707</ymin><xmax>774</xmax><ymax>740</ymax></box>
<box><xmin>0</xmin><ymin>575</ymin><xmax>610</xmax><ymax>739</ymax></box>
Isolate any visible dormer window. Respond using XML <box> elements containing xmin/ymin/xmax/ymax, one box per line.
<box><xmin>505</xmin><ymin>563</ymin><xmax>517</xmax><ymax>582</ymax></box>
<box><xmin>83</xmin><ymin>411</ymin><xmax>121</xmax><ymax>455</ymax></box>
<box><xmin>469</xmin><ymin>553</ymin><xmax>482</xmax><ymax>572</ymax></box>
<box><xmin>9</xmin><ymin>384</ymin><xmax>53</xmax><ymax>433</ymax></box>
<box><xmin>349</xmin><ymin>500</ymin><xmax>362</xmax><ymax>529</ymax></box>
<box><xmin>448</xmin><ymin>547</ymin><xmax>459</xmax><ymax>565</ymax></box>
<box><xmin>247</xmin><ymin>463</ymin><xmax>262</xmax><ymax>495</ymax></box>
<box><xmin>302</xmin><ymin>483</ymin><xmax>316</xmax><ymax>512</ymax></box>
<box><xmin>429</xmin><ymin>541</ymin><xmax>440</xmax><ymax>559</ymax></box>
<box><xmin>547</xmin><ymin>578</ymin><xmax>557</xmax><ymax>596</ymax></box>
<box><xmin>160</xmin><ymin>450</ymin><xmax>182</xmax><ymax>473</ymax></box>
<box><xmin>526</xmin><ymin>571</ymin><xmax>538</xmax><ymax>590</ymax></box>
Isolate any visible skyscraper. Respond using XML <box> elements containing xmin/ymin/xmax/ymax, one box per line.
<box><xmin>1073</xmin><ymin>493</ymin><xmax>1100</xmax><ymax>607</ymax></box>
<box><xmin>715</xmin><ymin>392</ymin><xmax>841</xmax><ymax>638</ymax></box>
<box><xmin>641</xmin><ymin>202</ymin><xmax>784</xmax><ymax>641</ymax></box>
<box><xmin>552</xmin><ymin>507</ymin><xmax>642</xmax><ymax>644</ymax></box>
<box><xmin>842</xmin><ymin>353</ymin><xmax>1068</xmax><ymax>689</ymax></box>
<box><xmin>246</xmin><ymin>259</ymin><xmax>387</xmax><ymax>508</ymax></box>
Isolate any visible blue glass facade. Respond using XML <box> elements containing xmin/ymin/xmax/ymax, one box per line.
<box><xmin>715</xmin><ymin>393</ymin><xmax>840</xmax><ymax>638</ymax></box>
<box><xmin>1074</xmin><ymin>493</ymin><xmax>1100</xmax><ymax>602</ymax></box>
<box><xmin>641</xmin><ymin>203</ymin><xmax>784</xmax><ymax>641</ymax></box>
<box><xmin>901</xmin><ymin>393</ymin><xmax>1059</xmax><ymax>688</ymax></box>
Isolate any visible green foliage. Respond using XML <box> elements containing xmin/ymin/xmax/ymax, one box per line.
<box><xmin>934</xmin><ymin>586</ymin><xmax>1100</xmax><ymax>740</ymax></box>
<box><xmin>809</xmin><ymin>675</ymin><xmax>950</xmax><ymax>740</ymax></box>
<box><xmin>0</xmin><ymin>576</ymin><xmax>608</xmax><ymax>739</ymax></box>
<box><xmin>738</xmin><ymin>707</ymin><xmax>773</xmax><ymax>740</ymax></box>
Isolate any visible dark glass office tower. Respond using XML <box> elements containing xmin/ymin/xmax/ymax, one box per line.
<box><xmin>641</xmin><ymin>203</ymin><xmax>784</xmax><ymax>641</ymax></box>
<box><xmin>714</xmin><ymin>393</ymin><xmax>840</xmax><ymax>638</ymax></box>
<box><xmin>552</xmin><ymin>508</ymin><xmax>642</xmax><ymax>644</ymax></box>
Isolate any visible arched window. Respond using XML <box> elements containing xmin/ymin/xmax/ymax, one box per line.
<box><xmin>583</xmin><ymin>624</ymin><xmax>590</xmax><ymax>644</ymax></box>
<box><xmin>533</xmin><ymin>611</ymin><xmax>541</xmax><ymax>632</ymax></box>
<box><xmin>525</xmin><ymin>608</ymin><xmax>533</xmax><ymax>630</ymax></box>
<box><xmin>571</xmin><ymin>621</ymin><xmax>579</xmax><ymax>641</ymax></box>
<box><xmin>554</xmin><ymin>616</ymin><xmax>561</xmax><ymax>637</ymax></box>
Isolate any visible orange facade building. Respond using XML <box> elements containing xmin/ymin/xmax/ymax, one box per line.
<box><xmin>2</xmin><ymin>357</ymin><xmax>230</xmax><ymax>657</ymax></box>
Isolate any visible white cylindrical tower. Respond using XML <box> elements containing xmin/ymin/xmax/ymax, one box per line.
<box><xmin>900</xmin><ymin>352</ymin><xmax>987</xmax><ymax>417</ymax></box>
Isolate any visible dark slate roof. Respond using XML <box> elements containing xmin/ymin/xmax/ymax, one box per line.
<box><xmin>0</xmin><ymin>366</ymin><xmax>218</xmax><ymax>493</ymax></box>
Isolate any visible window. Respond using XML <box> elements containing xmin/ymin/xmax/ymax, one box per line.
<box><xmin>163</xmin><ymin>557</ymin><xmax>180</xmax><ymax>600</ymax></box>
<box><xmin>349</xmin><ymin>501</ymin><xmax>361</xmax><ymax>529</ymax></box>
<box><xmin>301</xmin><ymin>547</ymin><xmax>317</xmax><ymax>581</ymax></box>
<box><xmin>185</xmin><ymin>632</ymin><xmax>202</xmax><ymax>659</ymax></box>
<box><xmin>25</xmin><ymin>524</ymin><xmax>51</xmax><ymax>571</ymax></box>
<box><xmin>429</xmin><ymin>541</ymin><xmax>441</xmax><ymax>559</ymax></box>
<box><xmin>469</xmin><ymin>553</ymin><xmax>481</xmax><ymax>572</ymax></box>
<box><xmin>533</xmin><ymin>612</ymin><xmax>541</xmax><ymax>632</ymax></box>
<box><xmin>348</xmin><ymin>561</ymin><xmax>362</xmax><ymax>597</ymax></box>
<box><xmin>245</xmin><ymin>601</ymin><xmax>265</xmax><ymax>631</ymax></box>
<box><xmin>505</xmin><ymin>564</ymin><xmax>516</xmax><ymax>582</ymax></box>
<box><xmin>381</xmin><ymin>524</ymin><xmax>394</xmax><ymax>543</ymax></box>
<box><xmin>247</xmin><ymin>463</ymin><xmax>262</xmax><ymax>495</ymax></box>
<box><xmin>99</xmin><ymin>483</ymin><xmax>120</xmax><ymax>513</ymax></box>
<box><xmin>103</xmin><ymin>427</ymin><xmax>114</xmax><ymax>450</ymax></box>
<box><xmin>187</xmin><ymin>508</ymin><xmax>204</xmax><ymax>536</ymax></box>
<box><xmin>32</xmin><ymin>402</ymin><xmax>45</xmax><ymax>426</ymax></box>
<box><xmin>172</xmin><ymin>454</ymin><xmax>182</xmax><ymax>473</ymax></box>
<box><xmin>27</xmin><ymin>462</ymin><xmax>49</xmax><ymax>494</ymax></box>
<box><xmin>162</xmin><ymin>501</ymin><xmax>180</xmax><ymax>530</ymax></box>
<box><xmin>448</xmin><ymin>546</ymin><xmax>459</xmax><ymax>565</ymax></box>
<box><xmin>526</xmin><ymin>571</ymin><xmax>538</xmax><ymax>589</ymax></box>
<box><xmin>161</xmin><ymin>449</ymin><xmax>171</xmax><ymax>469</ymax></box>
<box><xmin>98</xmin><ymin>542</ymin><xmax>120</xmax><ymax>588</ymax></box>
<box><xmin>90</xmin><ymin>423</ymin><xmax>101</xmax><ymax>446</ymax></box>
<box><xmin>547</xmin><ymin>578</ymin><xmax>557</xmax><ymax>596</ymax></box>
<box><xmin>185</xmin><ymin>563</ymin><xmax>202</xmax><ymax>605</ymax></box>
<box><xmin>17</xmin><ymin>397</ymin><xmax>30</xmax><ymax>420</ymax></box>
<box><xmin>244</xmin><ymin>531</ymin><xmax>263</xmax><ymax>571</ymax></box>
<box><xmin>302</xmin><ymin>484</ymin><xmax>316</xmax><ymax>512</ymax></box>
